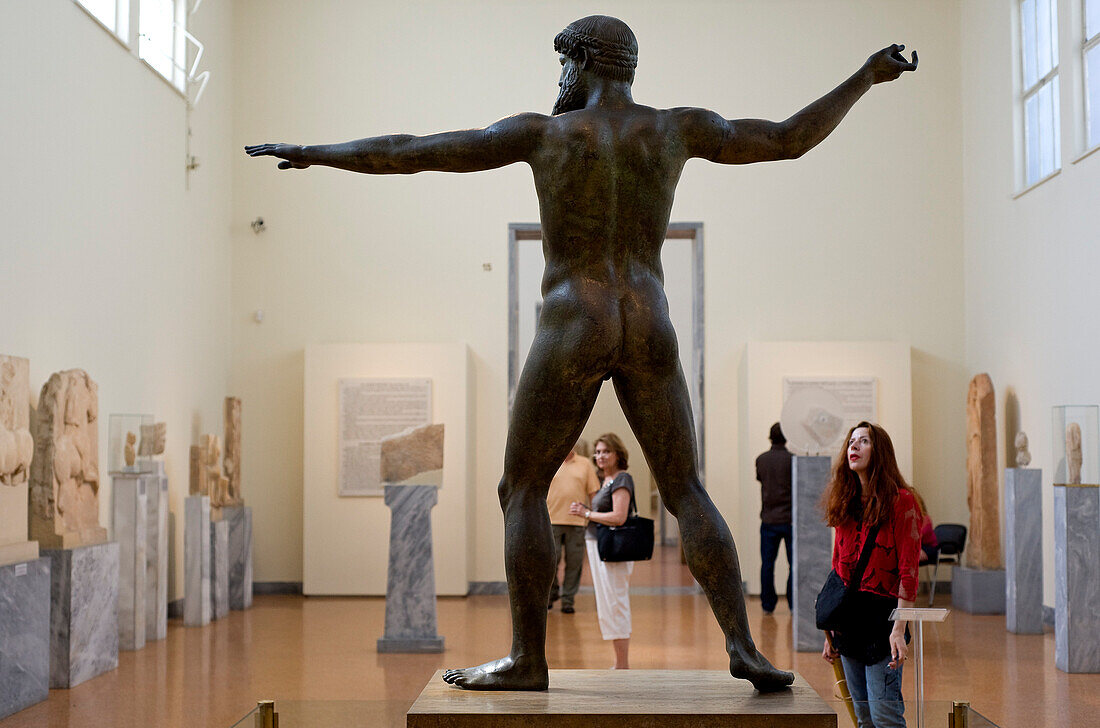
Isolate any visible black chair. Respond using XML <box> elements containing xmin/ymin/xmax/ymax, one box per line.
<box><xmin>929</xmin><ymin>523</ymin><xmax>967</xmax><ymax>606</ymax></box>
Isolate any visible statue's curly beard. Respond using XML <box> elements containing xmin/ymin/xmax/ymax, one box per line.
<box><xmin>552</xmin><ymin>65</ymin><xmax>585</xmax><ymax>115</ymax></box>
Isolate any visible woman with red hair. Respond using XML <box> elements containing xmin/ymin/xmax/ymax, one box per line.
<box><xmin>820</xmin><ymin>422</ymin><xmax>922</xmax><ymax>727</ymax></box>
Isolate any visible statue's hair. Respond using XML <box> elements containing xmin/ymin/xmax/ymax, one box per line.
<box><xmin>554</xmin><ymin>15</ymin><xmax>638</xmax><ymax>84</ymax></box>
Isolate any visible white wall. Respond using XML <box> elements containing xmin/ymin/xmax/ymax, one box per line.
<box><xmin>962</xmin><ymin>0</ymin><xmax>1100</xmax><ymax>605</ymax></box>
<box><xmin>0</xmin><ymin>1</ymin><xmax>235</xmax><ymax>599</ymax></box>
<box><xmin>232</xmin><ymin>0</ymin><xmax>967</xmax><ymax>586</ymax></box>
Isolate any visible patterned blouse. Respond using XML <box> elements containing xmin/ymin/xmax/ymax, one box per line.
<box><xmin>831</xmin><ymin>487</ymin><xmax>922</xmax><ymax>602</ymax></box>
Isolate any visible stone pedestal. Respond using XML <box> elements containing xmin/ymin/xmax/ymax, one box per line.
<box><xmin>184</xmin><ymin>496</ymin><xmax>211</xmax><ymax>627</ymax></box>
<box><xmin>0</xmin><ymin>557</ymin><xmax>50</xmax><ymax>719</ymax></box>
<box><xmin>791</xmin><ymin>456</ymin><xmax>831</xmax><ymax>652</ymax></box>
<box><xmin>378</xmin><ymin>485</ymin><xmax>444</xmax><ymax>653</ymax></box>
<box><xmin>142</xmin><ymin>461</ymin><xmax>169</xmax><ymax>641</ymax></box>
<box><xmin>952</xmin><ymin>565</ymin><xmax>1006</xmax><ymax>614</ymax></box>
<box><xmin>1005</xmin><ymin>468</ymin><xmax>1043</xmax><ymax>634</ymax></box>
<box><xmin>408</xmin><ymin>670</ymin><xmax>834</xmax><ymax>728</ymax></box>
<box><xmin>112</xmin><ymin>473</ymin><xmax>147</xmax><ymax>651</ymax></box>
<box><xmin>222</xmin><ymin>505</ymin><xmax>253</xmax><ymax>610</ymax></box>
<box><xmin>210</xmin><ymin>519</ymin><xmax>229</xmax><ymax>620</ymax></box>
<box><xmin>43</xmin><ymin>542</ymin><xmax>119</xmax><ymax>688</ymax></box>
<box><xmin>1054</xmin><ymin>484</ymin><xmax>1100</xmax><ymax>673</ymax></box>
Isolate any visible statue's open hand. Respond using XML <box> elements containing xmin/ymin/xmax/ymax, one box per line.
<box><xmin>244</xmin><ymin>143</ymin><xmax>311</xmax><ymax>170</ymax></box>
<box><xmin>865</xmin><ymin>44</ymin><xmax>918</xmax><ymax>84</ymax></box>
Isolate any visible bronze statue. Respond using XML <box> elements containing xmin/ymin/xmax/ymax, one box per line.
<box><xmin>247</xmin><ymin>15</ymin><xmax>916</xmax><ymax>692</ymax></box>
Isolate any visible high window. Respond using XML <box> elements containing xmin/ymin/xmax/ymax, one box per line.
<box><xmin>73</xmin><ymin>0</ymin><xmax>205</xmax><ymax>101</ymax></box>
<box><xmin>1020</xmin><ymin>0</ymin><xmax>1061</xmax><ymax>186</ymax></box>
<box><xmin>1085</xmin><ymin>0</ymin><xmax>1100</xmax><ymax>149</ymax></box>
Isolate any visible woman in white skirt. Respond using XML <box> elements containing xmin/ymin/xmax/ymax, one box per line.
<box><xmin>569</xmin><ymin>432</ymin><xmax>635</xmax><ymax>669</ymax></box>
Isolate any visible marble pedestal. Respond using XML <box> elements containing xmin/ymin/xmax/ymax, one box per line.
<box><xmin>378</xmin><ymin>485</ymin><xmax>444</xmax><ymax>653</ymax></box>
<box><xmin>792</xmin><ymin>456</ymin><xmax>832</xmax><ymax>652</ymax></box>
<box><xmin>112</xmin><ymin>474</ymin><xmax>147</xmax><ymax>650</ymax></box>
<box><xmin>210</xmin><ymin>519</ymin><xmax>229</xmax><ymax>620</ymax></box>
<box><xmin>952</xmin><ymin>565</ymin><xmax>1006</xmax><ymax>614</ymax></box>
<box><xmin>1005</xmin><ymin>468</ymin><xmax>1043</xmax><ymax>634</ymax></box>
<box><xmin>408</xmin><ymin>670</ymin><xmax>834</xmax><ymax>728</ymax></box>
<box><xmin>43</xmin><ymin>542</ymin><xmax>119</xmax><ymax>688</ymax></box>
<box><xmin>1054</xmin><ymin>484</ymin><xmax>1100</xmax><ymax>673</ymax></box>
<box><xmin>142</xmin><ymin>461</ymin><xmax>169</xmax><ymax>640</ymax></box>
<box><xmin>222</xmin><ymin>505</ymin><xmax>253</xmax><ymax>610</ymax></box>
<box><xmin>184</xmin><ymin>496</ymin><xmax>211</xmax><ymax>627</ymax></box>
<box><xmin>0</xmin><ymin>557</ymin><xmax>50</xmax><ymax>719</ymax></box>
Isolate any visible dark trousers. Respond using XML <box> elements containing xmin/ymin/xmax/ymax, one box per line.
<box><xmin>549</xmin><ymin>524</ymin><xmax>586</xmax><ymax>608</ymax></box>
<box><xmin>760</xmin><ymin>522</ymin><xmax>792</xmax><ymax>612</ymax></box>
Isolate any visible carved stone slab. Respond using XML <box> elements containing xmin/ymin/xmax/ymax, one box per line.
<box><xmin>380</xmin><ymin>423</ymin><xmax>444</xmax><ymax>486</ymax></box>
<box><xmin>965</xmin><ymin>373</ymin><xmax>1001</xmax><ymax>569</ymax></box>
<box><xmin>29</xmin><ymin>370</ymin><xmax>106</xmax><ymax>550</ymax></box>
<box><xmin>223</xmin><ymin>397</ymin><xmax>242</xmax><ymax>504</ymax></box>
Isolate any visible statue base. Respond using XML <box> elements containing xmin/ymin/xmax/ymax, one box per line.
<box><xmin>0</xmin><ymin>557</ymin><xmax>50</xmax><ymax>719</ymax></box>
<box><xmin>408</xmin><ymin>670</ymin><xmax>835</xmax><ymax>727</ymax></box>
<box><xmin>952</xmin><ymin>565</ymin><xmax>1006</xmax><ymax>614</ymax></box>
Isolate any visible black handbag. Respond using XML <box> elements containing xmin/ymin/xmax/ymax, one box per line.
<box><xmin>815</xmin><ymin>523</ymin><xmax>882</xmax><ymax>631</ymax></box>
<box><xmin>595</xmin><ymin>490</ymin><xmax>654</xmax><ymax>562</ymax></box>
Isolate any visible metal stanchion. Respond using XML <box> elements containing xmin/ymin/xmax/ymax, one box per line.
<box><xmin>255</xmin><ymin>699</ymin><xmax>278</xmax><ymax>728</ymax></box>
<box><xmin>948</xmin><ymin>700</ymin><xmax>969</xmax><ymax>728</ymax></box>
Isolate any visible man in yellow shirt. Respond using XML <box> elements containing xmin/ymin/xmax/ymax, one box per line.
<box><xmin>545</xmin><ymin>440</ymin><xmax>600</xmax><ymax>613</ymax></box>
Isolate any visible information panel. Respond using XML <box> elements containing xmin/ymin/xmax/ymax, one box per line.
<box><xmin>338</xmin><ymin>378</ymin><xmax>431</xmax><ymax>496</ymax></box>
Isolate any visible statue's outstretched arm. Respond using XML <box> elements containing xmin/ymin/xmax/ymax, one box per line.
<box><xmin>245</xmin><ymin>112</ymin><xmax>547</xmax><ymax>174</ymax></box>
<box><xmin>682</xmin><ymin>44</ymin><xmax>917</xmax><ymax>165</ymax></box>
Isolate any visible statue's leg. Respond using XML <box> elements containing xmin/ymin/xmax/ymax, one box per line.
<box><xmin>443</xmin><ymin>330</ymin><xmax>604</xmax><ymax>690</ymax></box>
<box><xmin>612</xmin><ymin>365</ymin><xmax>794</xmax><ymax>692</ymax></box>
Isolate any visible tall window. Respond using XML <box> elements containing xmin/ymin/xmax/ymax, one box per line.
<box><xmin>1020</xmin><ymin>0</ymin><xmax>1061</xmax><ymax>186</ymax></box>
<box><xmin>73</xmin><ymin>0</ymin><xmax>193</xmax><ymax>97</ymax></box>
<box><xmin>1085</xmin><ymin>0</ymin><xmax>1100</xmax><ymax>149</ymax></box>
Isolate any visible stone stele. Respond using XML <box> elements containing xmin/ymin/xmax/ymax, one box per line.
<box><xmin>223</xmin><ymin>397</ymin><xmax>242</xmax><ymax>504</ymax></box>
<box><xmin>29</xmin><ymin>369</ymin><xmax>107</xmax><ymax>549</ymax></box>
<box><xmin>965</xmin><ymin>373</ymin><xmax>1001</xmax><ymax>569</ymax></box>
<box><xmin>381</xmin><ymin>424</ymin><xmax>444</xmax><ymax>486</ymax></box>
<box><xmin>190</xmin><ymin>434</ymin><xmax>230</xmax><ymax>508</ymax></box>
<box><xmin>1</xmin><ymin>355</ymin><xmax>37</xmax><ymax>565</ymax></box>
<box><xmin>137</xmin><ymin>422</ymin><xmax>166</xmax><ymax>457</ymax></box>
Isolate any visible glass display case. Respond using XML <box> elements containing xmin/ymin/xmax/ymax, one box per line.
<box><xmin>108</xmin><ymin>413</ymin><xmax>153</xmax><ymax>474</ymax></box>
<box><xmin>1052</xmin><ymin>406</ymin><xmax>1099</xmax><ymax>485</ymax></box>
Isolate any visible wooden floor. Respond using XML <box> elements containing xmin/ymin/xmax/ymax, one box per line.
<box><xmin>4</xmin><ymin>546</ymin><xmax>1097</xmax><ymax>728</ymax></box>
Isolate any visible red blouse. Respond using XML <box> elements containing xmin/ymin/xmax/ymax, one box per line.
<box><xmin>831</xmin><ymin>487</ymin><xmax>922</xmax><ymax>602</ymax></box>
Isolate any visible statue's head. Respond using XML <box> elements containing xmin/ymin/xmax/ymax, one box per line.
<box><xmin>552</xmin><ymin>15</ymin><xmax>638</xmax><ymax>115</ymax></box>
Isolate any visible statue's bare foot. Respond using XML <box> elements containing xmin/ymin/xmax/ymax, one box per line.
<box><xmin>442</xmin><ymin>655</ymin><xmax>549</xmax><ymax>691</ymax></box>
<box><xmin>730</xmin><ymin>651</ymin><xmax>794</xmax><ymax>693</ymax></box>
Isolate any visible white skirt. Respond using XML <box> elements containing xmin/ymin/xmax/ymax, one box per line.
<box><xmin>585</xmin><ymin>535</ymin><xmax>634</xmax><ymax>640</ymax></box>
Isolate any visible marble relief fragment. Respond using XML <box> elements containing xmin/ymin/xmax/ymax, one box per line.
<box><xmin>223</xmin><ymin>397</ymin><xmax>242</xmax><ymax>504</ymax></box>
<box><xmin>965</xmin><ymin>373</ymin><xmax>1001</xmax><ymax>569</ymax></box>
<box><xmin>380</xmin><ymin>424</ymin><xmax>444</xmax><ymax>486</ymax></box>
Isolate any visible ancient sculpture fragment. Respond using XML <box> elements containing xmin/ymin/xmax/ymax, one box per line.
<box><xmin>1014</xmin><ymin>431</ymin><xmax>1031</xmax><ymax>468</ymax></box>
<box><xmin>247</xmin><ymin>14</ymin><xmax>917</xmax><ymax>692</ymax></box>
<box><xmin>28</xmin><ymin>369</ymin><xmax>107</xmax><ymax>548</ymax></box>
<box><xmin>223</xmin><ymin>397</ymin><xmax>243</xmax><ymax>504</ymax></box>
<box><xmin>190</xmin><ymin>434</ymin><xmax>230</xmax><ymax>507</ymax></box>
<box><xmin>138</xmin><ymin>422</ymin><xmax>166</xmax><ymax>457</ymax></box>
<box><xmin>124</xmin><ymin>432</ymin><xmax>137</xmax><ymax>468</ymax></box>
<box><xmin>1066</xmin><ymin>423</ymin><xmax>1082</xmax><ymax>485</ymax></box>
<box><xmin>0</xmin><ymin>355</ymin><xmax>34</xmax><ymax>488</ymax></box>
<box><xmin>965</xmin><ymin>373</ymin><xmax>1001</xmax><ymax>569</ymax></box>
<box><xmin>380</xmin><ymin>423</ymin><xmax>444</xmax><ymax>485</ymax></box>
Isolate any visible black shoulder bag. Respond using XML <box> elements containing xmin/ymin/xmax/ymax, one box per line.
<box><xmin>815</xmin><ymin>522</ymin><xmax>882</xmax><ymax>632</ymax></box>
<box><xmin>595</xmin><ymin>488</ymin><xmax>654</xmax><ymax>563</ymax></box>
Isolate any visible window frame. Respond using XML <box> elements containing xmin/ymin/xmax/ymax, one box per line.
<box><xmin>1083</xmin><ymin>0</ymin><xmax>1100</xmax><ymax>152</ymax></box>
<box><xmin>1018</xmin><ymin>0</ymin><xmax>1063</xmax><ymax>191</ymax></box>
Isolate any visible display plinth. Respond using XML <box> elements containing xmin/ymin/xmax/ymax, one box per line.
<box><xmin>210</xmin><ymin>519</ymin><xmax>229</xmax><ymax>620</ymax></box>
<box><xmin>43</xmin><ymin>542</ymin><xmax>119</xmax><ymax>688</ymax></box>
<box><xmin>184</xmin><ymin>496</ymin><xmax>211</xmax><ymax>627</ymax></box>
<box><xmin>408</xmin><ymin>670</ymin><xmax>835</xmax><ymax>728</ymax></box>
<box><xmin>378</xmin><ymin>485</ymin><xmax>443</xmax><ymax>654</ymax></box>
<box><xmin>791</xmin><ymin>456</ymin><xmax>831</xmax><ymax>652</ymax></box>
<box><xmin>142</xmin><ymin>461</ymin><xmax>169</xmax><ymax>641</ymax></box>
<box><xmin>1054</xmin><ymin>483</ymin><xmax>1100</xmax><ymax>673</ymax></box>
<box><xmin>952</xmin><ymin>565</ymin><xmax>1005</xmax><ymax>614</ymax></box>
<box><xmin>1004</xmin><ymin>468</ymin><xmax>1043</xmax><ymax>634</ymax></box>
<box><xmin>0</xmin><ymin>557</ymin><xmax>50</xmax><ymax>719</ymax></box>
<box><xmin>222</xmin><ymin>504</ymin><xmax>253</xmax><ymax>610</ymax></box>
<box><xmin>112</xmin><ymin>473</ymin><xmax>147</xmax><ymax>651</ymax></box>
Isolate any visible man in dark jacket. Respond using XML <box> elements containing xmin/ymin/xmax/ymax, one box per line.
<box><xmin>756</xmin><ymin>423</ymin><xmax>793</xmax><ymax>613</ymax></box>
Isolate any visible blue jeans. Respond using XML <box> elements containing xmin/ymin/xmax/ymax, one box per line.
<box><xmin>841</xmin><ymin>654</ymin><xmax>905</xmax><ymax>727</ymax></box>
<box><xmin>759</xmin><ymin>523</ymin><xmax>792</xmax><ymax>612</ymax></box>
